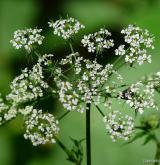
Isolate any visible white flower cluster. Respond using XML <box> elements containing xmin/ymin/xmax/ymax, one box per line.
<box><xmin>0</xmin><ymin>94</ymin><xmax>8</xmax><ymax>124</ymax></box>
<box><xmin>19</xmin><ymin>106</ymin><xmax>33</xmax><ymax>116</ymax></box>
<box><xmin>119</xmin><ymin>81</ymin><xmax>157</xmax><ymax>114</ymax></box>
<box><xmin>81</xmin><ymin>28</ymin><xmax>114</xmax><ymax>54</ymax></box>
<box><xmin>103</xmin><ymin>111</ymin><xmax>134</xmax><ymax>141</ymax></box>
<box><xmin>0</xmin><ymin>94</ymin><xmax>17</xmax><ymax>125</ymax></box>
<box><xmin>0</xmin><ymin>94</ymin><xmax>8</xmax><ymax>112</ymax></box>
<box><xmin>6</xmin><ymin>54</ymin><xmax>52</xmax><ymax>105</ymax></box>
<box><xmin>115</xmin><ymin>25</ymin><xmax>154</xmax><ymax>65</ymax></box>
<box><xmin>24</xmin><ymin>107</ymin><xmax>59</xmax><ymax>146</ymax></box>
<box><xmin>145</xmin><ymin>72</ymin><xmax>160</xmax><ymax>90</ymax></box>
<box><xmin>48</xmin><ymin>17</ymin><xmax>85</xmax><ymax>39</ymax></box>
<box><xmin>55</xmin><ymin>54</ymin><xmax>123</xmax><ymax>112</ymax></box>
<box><xmin>3</xmin><ymin>106</ymin><xmax>17</xmax><ymax>121</ymax></box>
<box><xmin>59</xmin><ymin>52</ymin><xmax>83</xmax><ymax>74</ymax></box>
<box><xmin>57</xmin><ymin>81</ymin><xmax>84</xmax><ymax>112</ymax></box>
<box><xmin>10</xmin><ymin>28</ymin><xmax>44</xmax><ymax>53</ymax></box>
<box><xmin>4</xmin><ymin>19</ymin><xmax>158</xmax><ymax>148</ymax></box>
<box><xmin>115</xmin><ymin>45</ymin><xmax>126</xmax><ymax>56</ymax></box>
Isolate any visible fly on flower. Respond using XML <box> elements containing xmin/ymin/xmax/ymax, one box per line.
<box><xmin>103</xmin><ymin>111</ymin><xmax>134</xmax><ymax>141</ymax></box>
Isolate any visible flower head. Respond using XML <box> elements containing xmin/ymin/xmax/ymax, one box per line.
<box><xmin>0</xmin><ymin>94</ymin><xmax>17</xmax><ymax>125</ymax></box>
<box><xmin>48</xmin><ymin>17</ymin><xmax>85</xmax><ymax>39</ymax></box>
<box><xmin>115</xmin><ymin>25</ymin><xmax>154</xmax><ymax>65</ymax></box>
<box><xmin>6</xmin><ymin>54</ymin><xmax>53</xmax><ymax>104</ymax></box>
<box><xmin>103</xmin><ymin>111</ymin><xmax>134</xmax><ymax>141</ymax></box>
<box><xmin>10</xmin><ymin>28</ymin><xmax>44</xmax><ymax>53</ymax></box>
<box><xmin>119</xmin><ymin>81</ymin><xmax>158</xmax><ymax>114</ymax></box>
<box><xmin>81</xmin><ymin>28</ymin><xmax>114</xmax><ymax>54</ymax></box>
<box><xmin>24</xmin><ymin>107</ymin><xmax>59</xmax><ymax>146</ymax></box>
<box><xmin>55</xmin><ymin>53</ymin><xmax>123</xmax><ymax>112</ymax></box>
<box><xmin>0</xmin><ymin>94</ymin><xmax>13</xmax><ymax>125</ymax></box>
<box><xmin>0</xmin><ymin>94</ymin><xmax>8</xmax><ymax>113</ymax></box>
<box><xmin>144</xmin><ymin>71</ymin><xmax>160</xmax><ymax>92</ymax></box>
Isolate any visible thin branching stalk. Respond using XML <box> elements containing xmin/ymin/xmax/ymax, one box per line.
<box><xmin>69</xmin><ymin>42</ymin><xmax>74</xmax><ymax>53</ymax></box>
<box><xmin>113</xmin><ymin>55</ymin><xmax>124</xmax><ymax>66</ymax></box>
<box><xmin>54</xmin><ymin>135</ymin><xmax>82</xmax><ymax>165</ymax></box>
<box><xmin>96</xmin><ymin>105</ymin><xmax>105</xmax><ymax>117</ymax></box>
<box><xmin>58</xmin><ymin>111</ymin><xmax>70</xmax><ymax>120</ymax></box>
<box><xmin>86</xmin><ymin>103</ymin><xmax>91</xmax><ymax>165</ymax></box>
<box><xmin>54</xmin><ymin>135</ymin><xmax>70</xmax><ymax>155</ymax></box>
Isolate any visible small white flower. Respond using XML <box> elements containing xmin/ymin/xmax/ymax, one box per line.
<box><xmin>115</xmin><ymin>45</ymin><xmax>125</xmax><ymax>56</ymax></box>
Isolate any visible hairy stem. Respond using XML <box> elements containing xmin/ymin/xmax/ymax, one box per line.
<box><xmin>86</xmin><ymin>103</ymin><xmax>91</xmax><ymax>165</ymax></box>
<box><xmin>154</xmin><ymin>142</ymin><xmax>160</xmax><ymax>165</ymax></box>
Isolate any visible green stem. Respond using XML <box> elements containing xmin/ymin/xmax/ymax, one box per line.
<box><xmin>54</xmin><ymin>135</ymin><xmax>70</xmax><ymax>155</ymax></box>
<box><xmin>116</xmin><ymin>62</ymin><xmax>126</xmax><ymax>70</ymax></box>
<box><xmin>61</xmin><ymin>74</ymin><xmax>71</xmax><ymax>81</ymax></box>
<box><xmin>154</xmin><ymin>142</ymin><xmax>160</xmax><ymax>165</ymax></box>
<box><xmin>86</xmin><ymin>103</ymin><xmax>91</xmax><ymax>165</ymax></box>
<box><xmin>95</xmin><ymin>105</ymin><xmax>105</xmax><ymax>117</ymax></box>
<box><xmin>113</xmin><ymin>55</ymin><xmax>124</xmax><ymax>66</ymax></box>
<box><xmin>34</xmin><ymin>50</ymin><xmax>41</xmax><ymax>57</ymax></box>
<box><xmin>69</xmin><ymin>42</ymin><xmax>74</xmax><ymax>54</ymax></box>
<box><xmin>54</xmin><ymin>135</ymin><xmax>82</xmax><ymax>165</ymax></box>
<box><xmin>58</xmin><ymin>111</ymin><xmax>70</xmax><ymax>120</ymax></box>
<box><xmin>31</xmin><ymin>93</ymin><xmax>52</xmax><ymax>106</ymax></box>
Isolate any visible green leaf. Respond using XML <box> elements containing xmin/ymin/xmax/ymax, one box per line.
<box><xmin>142</xmin><ymin>134</ymin><xmax>154</xmax><ymax>145</ymax></box>
<box><xmin>127</xmin><ymin>131</ymin><xmax>146</xmax><ymax>144</ymax></box>
<box><xmin>66</xmin><ymin>137</ymin><xmax>85</xmax><ymax>164</ymax></box>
